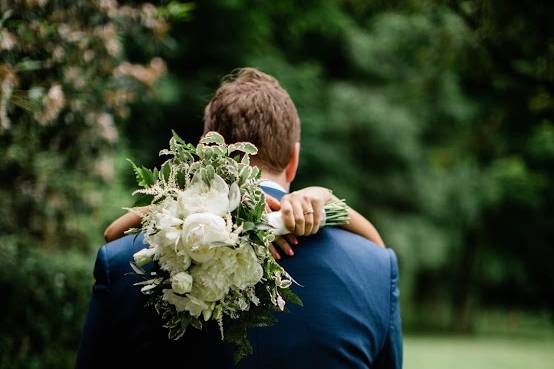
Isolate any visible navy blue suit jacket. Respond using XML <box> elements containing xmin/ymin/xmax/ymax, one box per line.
<box><xmin>76</xmin><ymin>186</ymin><xmax>402</xmax><ymax>369</ymax></box>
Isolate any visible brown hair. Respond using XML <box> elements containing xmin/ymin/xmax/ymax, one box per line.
<box><xmin>203</xmin><ymin>67</ymin><xmax>300</xmax><ymax>173</ymax></box>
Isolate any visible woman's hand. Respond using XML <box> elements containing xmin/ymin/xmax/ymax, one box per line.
<box><xmin>280</xmin><ymin>187</ymin><xmax>333</xmax><ymax>235</ymax></box>
<box><xmin>265</xmin><ymin>187</ymin><xmax>333</xmax><ymax>259</ymax></box>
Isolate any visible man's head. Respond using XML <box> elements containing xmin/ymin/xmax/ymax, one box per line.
<box><xmin>203</xmin><ymin>67</ymin><xmax>300</xmax><ymax>189</ymax></box>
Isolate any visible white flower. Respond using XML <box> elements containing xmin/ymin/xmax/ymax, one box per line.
<box><xmin>229</xmin><ymin>245</ymin><xmax>263</xmax><ymax>290</ymax></box>
<box><xmin>162</xmin><ymin>289</ymin><xmax>189</xmax><ymax>312</ymax></box>
<box><xmin>171</xmin><ymin>272</ymin><xmax>193</xmax><ymax>294</ymax></box>
<box><xmin>202</xmin><ymin>304</ymin><xmax>215</xmax><ymax>321</ymax></box>
<box><xmin>133</xmin><ymin>247</ymin><xmax>156</xmax><ymax>267</ymax></box>
<box><xmin>155</xmin><ymin>243</ymin><xmax>191</xmax><ymax>275</ymax></box>
<box><xmin>178</xmin><ymin>173</ymin><xmax>231</xmax><ymax>217</ymax></box>
<box><xmin>228</xmin><ymin>182</ymin><xmax>241</xmax><ymax>212</ymax></box>
<box><xmin>277</xmin><ymin>294</ymin><xmax>286</xmax><ymax>311</ymax></box>
<box><xmin>147</xmin><ymin>198</ymin><xmax>185</xmax><ymax>248</ymax></box>
<box><xmin>181</xmin><ymin>212</ymin><xmax>237</xmax><ymax>263</ymax></box>
<box><xmin>155</xmin><ymin>198</ymin><xmax>184</xmax><ymax>240</ymax></box>
<box><xmin>185</xmin><ymin>294</ymin><xmax>209</xmax><ymax>318</ymax></box>
<box><xmin>146</xmin><ymin>198</ymin><xmax>193</xmax><ymax>274</ymax></box>
<box><xmin>190</xmin><ymin>260</ymin><xmax>230</xmax><ymax>302</ymax></box>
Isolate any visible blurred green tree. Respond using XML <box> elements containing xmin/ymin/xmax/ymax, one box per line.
<box><xmin>123</xmin><ymin>0</ymin><xmax>554</xmax><ymax>331</ymax></box>
<box><xmin>0</xmin><ymin>1</ymin><xmax>190</xmax><ymax>367</ymax></box>
<box><xmin>0</xmin><ymin>0</ymin><xmax>169</xmax><ymax>250</ymax></box>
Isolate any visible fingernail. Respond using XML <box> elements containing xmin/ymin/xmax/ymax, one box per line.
<box><xmin>294</xmin><ymin>239</ymin><xmax>299</xmax><ymax>245</ymax></box>
<box><xmin>275</xmin><ymin>253</ymin><xmax>281</xmax><ymax>260</ymax></box>
<box><xmin>288</xmin><ymin>249</ymin><xmax>294</xmax><ymax>256</ymax></box>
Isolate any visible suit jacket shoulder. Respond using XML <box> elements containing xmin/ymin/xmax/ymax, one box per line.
<box><xmin>236</xmin><ymin>226</ymin><xmax>401</xmax><ymax>369</ymax></box>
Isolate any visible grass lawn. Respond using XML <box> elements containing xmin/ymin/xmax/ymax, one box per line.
<box><xmin>404</xmin><ymin>335</ymin><xmax>554</xmax><ymax>369</ymax></box>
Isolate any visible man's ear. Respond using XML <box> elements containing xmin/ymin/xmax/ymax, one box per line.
<box><xmin>285</xmin><ymin>142</ymin><xmax>300</xmax><ymax>183</ymax></box>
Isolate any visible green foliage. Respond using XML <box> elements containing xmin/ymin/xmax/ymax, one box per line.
<box><xmin>280</xmin><ymin>286</ymin><xmax>303</xmax><ymax>307</ymax></box>
<box><xmin>127</xmin><ymin>158</ymin><xmax>159</xmax><ymax>188</ymax></box>
<box><xmin>0</xmin><ymin>238</ymin><xmax>92</xmax><ymax>369</ymax></box>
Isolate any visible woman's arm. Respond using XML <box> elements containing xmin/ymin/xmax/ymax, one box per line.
<box><xmin>343</xmin><ymin>206</ymin><xmax>385</xmax><ymax>247</ymax></box>
<box><xmin>103</xmin><ymin>207</ymin><xmax>148</xmax><ymax>242</ymax></box>
<box><xmin>104</xmin><ymin>187</ymin><xmax>384</xmax><ymax>255</ymax></box>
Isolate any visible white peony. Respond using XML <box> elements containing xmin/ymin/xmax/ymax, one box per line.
<box><xmin>181</xmin><ymin>212</ymin><xmax>237</xmax><ymax>263</ymax></box>
<box><xmin>156</xmin><ymin>242</ymin><xmax>191</xmax><ymax>275</ymax></box>
<box><xmin>154</xmin><ymin>198</ymin><xmax>184</xmax><ymax>243</ymax></box>
<box><xmin>229</xmin><ymin>244</ymin><xmax>263</xmax><ymax>290</ymax></box>
<box><xmin>178</xmin><ymin>173</ymin><xmax>233</xmax><ymax>217</ymax></box>
<box><xmin>171</xmin><ymin>272</ymin><xmax>193</xmax><ymax>294</ymax></box>
<box><xmin>212</xmin><ymin>246</ymin><xmax>239</xmax><ymax>273</ymax></box>
<box><xmin>133</xmin><ymin>247</ymin><xmax>156</xmax><ymax>267</ymax></box>
<box><xmin>147</xmin><ymin>198</ymin><xmax>185</xmax><ymax>254</ymax></box>
<box><xmin>162</xmin><ymin>289</ymin><xmax>189</xmax><ymax>312</ymax></box>
<box><xmin>189</xmin><ymin>260</ymin><xmax>230</xmax><ymax>302</ymax></box>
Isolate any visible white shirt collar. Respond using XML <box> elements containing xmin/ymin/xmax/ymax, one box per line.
<box><xmin>260</xmin><ymin>179</ymin><xmax>287</xmax><ymax>193</ymax></box>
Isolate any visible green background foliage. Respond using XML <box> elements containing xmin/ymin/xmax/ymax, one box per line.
<box><xmin>0</xmin><ymin>0</ymin><xmax>552</xmax><ymax>368</ymax></box>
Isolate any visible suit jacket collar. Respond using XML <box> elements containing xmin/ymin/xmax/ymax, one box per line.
<box><xmin>260</xmin><ymin>185</ymin><xmax>286</xmax><ymax>201</ymax></box>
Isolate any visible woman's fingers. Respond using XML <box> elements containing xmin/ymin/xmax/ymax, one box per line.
<box><xmin>302</xmin><ymin>198</ymin><xmax>315</xmax><ymax>235</ymax></box>
<box><xmin>280</xmin><ymin>198</ymin><xmax>296</xmax><ymax>232</ymax></box>
<box><xmin>274</xmin><ymin>236</ymin><xmax>294</xmax><ymax>256</ymax></box>
<box><xmin>285</xmin><ymin>234</ymin><xmax>298</xmax><ymax>246</ymax></box>
<box><xmin>269</xmin><ymin>235</ymin><xmax>298</xmax><ymax>261</ymax></box>
<box><xmin>311</xmin><ymin>199</ymin><xmax>323</xmax><ymax>234</ymax></box>
<box><xmin>279</xmin><ymin>191</ymin><xmax>326</xmax><ymax>236</ymax></box>
<box><xmin>268</xmin><ymin>243</ymin><xmax>281</xmax><ymax>260</ymax></box>
<box><xmin>291</xmin><ymin>198</ymin><xmax>306</xmax><ymax>235</ymax></box>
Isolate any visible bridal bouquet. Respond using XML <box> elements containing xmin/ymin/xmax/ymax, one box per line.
<box><xmin>127</xmin><ymin>131</ymin><xmax>349</xmax><ymax>362</ymax></box>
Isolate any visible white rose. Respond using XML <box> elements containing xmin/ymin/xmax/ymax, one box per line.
<box><xmin>133</xmin><ymin>247</ymin><xmax>156</xmax><ymax>267</ymax></box>
<box><xmin>181</xmin><ymin>212</ymin><xmax>237</xmax><ymax>263</ymax></box>
<box><xmin>229</xmin><ymin>245</ymin><xmax>263</xmax><ymax>290</ymax></box>
<box><xmin>171</xmin><ymin>272</ymin><xmax>193</xmax><ymax>294</ymax></box>
<box><xmin>189</xmin><ymin>260</ymin><xmax>230</xmax><ymax>302</ymax></box>
<box><xmin>178</xmin><ymin>173</ymin><xmax>237</xmax><ymax>217</ymax></box>
<box><xmin>213</xmin><ymin>247</ymin><xmax>238</xmax><ymax>273</ymax></box>
<box><xmin>162</xmin><ymin>289</ymin><xmax>189</xmax><ymax>312</ymax></box>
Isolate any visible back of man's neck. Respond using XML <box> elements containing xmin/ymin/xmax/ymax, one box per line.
<box><xmin>259</xmin><ymin>170</ymin><xmax>290</xmax><ymax>192</ymax></box>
